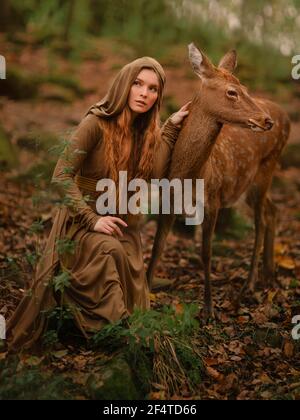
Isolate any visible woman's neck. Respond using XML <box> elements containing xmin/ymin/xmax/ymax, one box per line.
<box><xmin>130</xmin><ymin>110</ymin><xmax>138</xmax><ymax>125</ymax></box>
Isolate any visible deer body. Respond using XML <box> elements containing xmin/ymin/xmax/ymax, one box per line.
<box><xmin>147</xmin><ymin>44</ymin><xmax>289</xmax><ymax>320</ymax></box>
<box><xmin>203</xmin><ymin>99</ymin><xmax>289</xmax><ymax>210</ymax></box>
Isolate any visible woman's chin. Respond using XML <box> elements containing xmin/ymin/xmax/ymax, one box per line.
<box><xmin>132</xmin><ymin>108</ymin><xmax>146</xmax><ymax>114</ymax></box>
<box><xmin>130</xmin><ymin>103</ymin><xmax>149</xmax><ymax>114</ymax></box>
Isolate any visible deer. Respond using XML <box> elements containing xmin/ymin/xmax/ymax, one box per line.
<box><xmin>147</xmin><ymin>43</ymin><xmax>290</xmax><ymax>320</ymax></box>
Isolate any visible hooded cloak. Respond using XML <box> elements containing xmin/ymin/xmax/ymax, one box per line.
<box><xmin>86</xmin><ymin>56</ymin><xmax>166</xmax><ymax>118</ymax></box>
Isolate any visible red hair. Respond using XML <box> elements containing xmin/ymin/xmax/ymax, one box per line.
<box><xmin>98</xmin><ymin>100</ymin><xmax>162</xmax><ymax>213</ymax></box>
<box><xmin>99</xmin><ymin>103</ymin><xmax>161</xmax><ymax>180</ymax></box>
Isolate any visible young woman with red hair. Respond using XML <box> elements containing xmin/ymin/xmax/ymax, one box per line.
<box><xmin>7</xmin><ymin>56</ymin><xmax>190</xmax><ymax>351</ymax></box>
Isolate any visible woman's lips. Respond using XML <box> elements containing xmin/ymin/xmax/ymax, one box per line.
<box><xmin>135</xmin><ymin>100</ymin><xmax>146</xmax><ymax>106</ymax></box>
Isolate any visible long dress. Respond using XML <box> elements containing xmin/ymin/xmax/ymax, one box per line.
<box><xmin>6</xmin><ymin>114</ymin><xmax>180</xmax><ymax>351</ymax></box>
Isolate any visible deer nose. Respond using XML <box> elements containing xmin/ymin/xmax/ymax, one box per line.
<box><xmin>264</xmin><ymin>117</ymin><xmax>274</xmax><ymax>130</ymax></box>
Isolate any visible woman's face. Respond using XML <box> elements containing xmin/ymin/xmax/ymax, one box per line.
<box><xmin>128</xmin><ymin>69</ymin><xmax>159</xmax><ymax>115</ymax></box>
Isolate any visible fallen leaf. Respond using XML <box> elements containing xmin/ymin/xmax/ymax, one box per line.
<box><xmin>283</xmin><ymin>341</ymin><xmax>294</xmax><ymax>358</ymax></box>
<box><xmin>149</xmin><ymin>293</ymin><xmax>156</xmax><ymax>302</ymax></box>
<box><xmin>52</xmin><ymin>349</ymin><xmax>68</xmax><ymax>359</ymax></box>
<box><xmin>275</xmin><ymin>243</ymin><xmax>289</xmax><ymax>255</ymax></box>
<box><xmin>261</xmin><ymin>391</ymin><xmax>272</xmax><ymax>399</ymax></box>
<box><xmin>206</xmin><ymin>366</ymin><xmax>224</xmax><ymax>382</ymax></box>
<box><xmin>277</xmin><ymin>256</ymin><xmax>296</xmax><ymax>270</ymax></box>
<box><xmin>237</xmin><ymin>316</ymin><xmax>250</xmax><ymax>324</ymax></box>
<box><xmin>203</xmin><ymin>358</ymin><xmax>219</xmax><ymax>367</ymax></box>
<box><xmin>174</xmin><ymin>303</ymin><xmax>184</xmax><ymax>315</ymax></box>
<box><xmin>267</xmin><ymin>290</ymin><xmax>278</xmax><ymax>304</ymax></box>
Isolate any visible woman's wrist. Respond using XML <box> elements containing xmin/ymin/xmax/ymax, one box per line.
<box><xmin>168</xmin><ymin>114</ymin><xmax>182</xmax><ymax>129</ymax></box>
<box><xmin>88</xmin><ymin>215</ymin><xmax>102</xmax><ymax>231</ymax></box>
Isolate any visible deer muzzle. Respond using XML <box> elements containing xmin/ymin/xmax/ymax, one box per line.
<box><xmin>248</xmin><ymin>117</ymin><xmax>274</xmax><ymax>132</ymax></box>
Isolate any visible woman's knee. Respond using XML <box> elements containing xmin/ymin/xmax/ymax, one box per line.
<box><xmin>101</xmin><ymin>237</ymin><xmax>127</xmax><ymax>259</ymax></box>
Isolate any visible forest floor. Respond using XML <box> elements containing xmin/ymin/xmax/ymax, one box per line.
<box><xmin>0</xmin><ymin>36</ymin><xmax>300</xmax><ymax>400</ymax></box>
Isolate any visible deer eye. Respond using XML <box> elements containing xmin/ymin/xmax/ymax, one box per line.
<box><xmin>227</xmin><ymin>89</ymin><xmax>238</xmax><ymax>99</ymax></box>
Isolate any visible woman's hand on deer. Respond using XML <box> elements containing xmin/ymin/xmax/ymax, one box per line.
<box><xmin>94</xmin><ymin>216</ymin><xmax>128</xmax><ymax>237</ymax></box>
<box><xmin>169</xmin><ymin>101</ymin><xmax>191</xmax><ymax>128</ymax></box>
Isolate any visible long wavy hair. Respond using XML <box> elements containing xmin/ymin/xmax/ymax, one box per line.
<box><xmin>97</xmin><ymin>78</ymin><xmax>162</xmax><ymax>214</ymax></box>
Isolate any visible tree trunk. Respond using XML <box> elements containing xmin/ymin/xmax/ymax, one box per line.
<box><xmin>63</xmin><ymin>0</ymin><xmax>76</xmax><ymax>43</ymax></box>
<box><xmin>0</xmin><ymin>0</ymin><xmax>11</xmax><ymax>32</ymax></box>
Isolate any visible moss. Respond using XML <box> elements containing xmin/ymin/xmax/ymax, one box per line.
<box><xmin>252</xmin><ymin>328</ymin><xmax>283</xmax><ymax>348</ymax></box>
<box><xmin>0</xmin><ymin>125</ymin><xmax>18</xmax><ymax>169</ymax></box>
<box><xmin>38</xmin><ymin>84</ymin><xmax>76</xmax><ymax>103</ymax></box>
<box><xmin>0</xmin><ymin>356</ymin><xmax>79</xmax><ymax>400</ymax></box>
<box><xmin>86</xmin><ymin>355</ymin><xmax>141</xmax><ymax>400</ymax></box>
<box><xmin>12</xmin><ymin>160</ymin><xmax>56</xmax><ymax>185</ymax></box>
<box><xmin>41</xmin><ymin>74</ymin><xmax>87</xmax><ymax>96</ymax></box>
<box><xmin>91</xmin><ymin>306</ymin><xmax>201</xmax><ymax>397</ymax></box>
<box><xmin>0</xmin><ymin>66</ymin><xmax>87</xmax><ymax>101</ymax></box>
<box><xmin>16</xmin><ymin>131</ymin><xmax>59</xmax><ymax>152</ymax></box>
<box><xmin>0</xmin><ymin>67</ymin><xmax>40</xmax><ymax>100</ymax></box>
<box><xmin>215</xmin><ymin>209</ymin><xmax>252</xmax><ymax>241</ymax></box>
<box><xmin>212</xmin><ymin>240</ymin><xmax>235</xmax><ymax>257</ymax></box>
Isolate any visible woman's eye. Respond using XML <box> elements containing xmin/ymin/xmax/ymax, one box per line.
<box><xmin>150</xmin><ymin>87</ymin><xmax>158</xmax><ymax>92</ymax></box>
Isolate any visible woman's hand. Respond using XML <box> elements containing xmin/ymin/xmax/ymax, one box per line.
<box><xmin>169</xmin><ymin>101</ymin><xmax>192</xmax><ymax>128</ymax></box>
<box><xmin>94</xmin><ymin>216</ymin><xmax>128</xmax><ymax>237</ymax></box>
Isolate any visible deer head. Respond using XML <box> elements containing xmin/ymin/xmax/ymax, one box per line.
<box><xmin>188</xmin><ymin>43</ymin><xmax>273</xmax><ymax>132</ymax></box>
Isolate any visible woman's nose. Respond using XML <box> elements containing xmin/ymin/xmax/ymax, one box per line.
<box><xmin>140</xmin><ymin>87</ymin><xmax>148</xmax><ymax>97</ymax></box>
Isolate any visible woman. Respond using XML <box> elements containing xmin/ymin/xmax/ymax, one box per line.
<box><xmin>6</xmin><ymin>56</ymin><xmax>190</xmax><ymax>352</ymax></box>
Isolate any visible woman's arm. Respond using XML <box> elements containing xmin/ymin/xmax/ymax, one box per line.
<box><xmin>152</xmin><ymin>117</ymin><xmax>181</xmax><ymax>179</ymax></box>
<box><xmin>51</xmin><ymin>114</ymin><xmax>102</xmax><ymax>231</ymax></box>
<box><xmin>152</xmin><ymin>102</ymin><xmax>190</xmax><ymax>179</ymax></box>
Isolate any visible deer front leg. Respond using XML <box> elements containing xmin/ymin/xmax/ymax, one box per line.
<box><xmin>201</xmin><ymin>208</ymin><xmax>218</xmax><ymax>322</ymax></box>
<box><xmin>147</xmin><ymin>213</ymin><xmax>176</xmax><ymax>291</ymax></box>
<box><xmin>263</xmin><ymin>197</ymin><xmax>278</xmax><ymax>287</ymax></box>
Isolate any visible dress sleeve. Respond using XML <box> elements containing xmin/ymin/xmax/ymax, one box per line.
<box><xmin>51</xmin><ymin>114</ymin><xmax>102</xmax><ymax>231</ymax></box>
<box><xmin>151</xmin><ymin>115</ymin><xmax>181</xmax><ymax>179</ymax></box>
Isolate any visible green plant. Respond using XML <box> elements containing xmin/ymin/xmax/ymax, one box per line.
<box><xmin>91</xmin><ymin>305</ymin><xmax>203</xmax><ymax>396</ymax></box>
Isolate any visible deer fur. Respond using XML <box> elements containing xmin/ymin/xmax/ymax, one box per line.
<box><xmin>147</xmin><ymin>43</ymin><xmax>290</xmax><ymax>320</ymax></box>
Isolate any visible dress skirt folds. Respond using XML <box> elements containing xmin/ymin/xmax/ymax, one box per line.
<box><xmin>7</xmin><ymin>205</ymin><xmax>150</xmax><ymax>351</ymax></box>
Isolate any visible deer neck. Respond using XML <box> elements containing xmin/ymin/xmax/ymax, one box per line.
<box><xmin>171</xmin><ymin>96</ymin><xmax>222</xmax><ymax>179</ymax></box>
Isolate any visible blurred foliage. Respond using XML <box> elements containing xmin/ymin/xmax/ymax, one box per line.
<box><xmin>2</xmin><ymin>0</ymin><xmax>298</xmax><ymax>91</ymax></box>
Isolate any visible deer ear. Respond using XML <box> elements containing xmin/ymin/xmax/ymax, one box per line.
<box><xmin>188</xmin><ymin>43</ymin><xmax>215</xmax><ymax>79</ymax></box>
<box><xmin>218</xmin><ymin>50</ymin><xmax>237</xmax><ymax>73</ymax></box>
